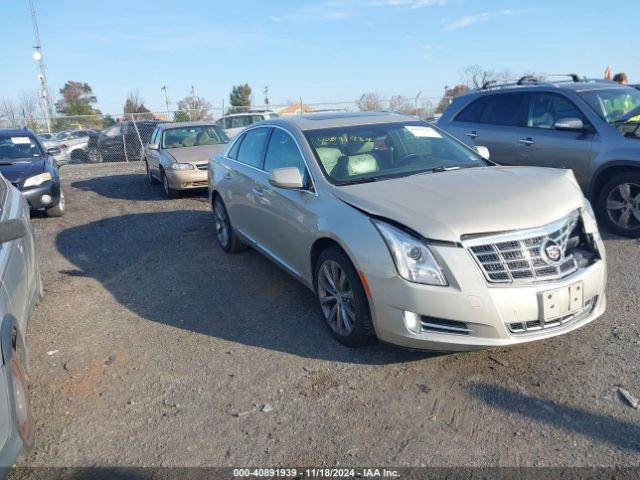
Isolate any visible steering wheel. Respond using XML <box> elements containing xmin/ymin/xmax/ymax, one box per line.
<box><xmin>396</xmin><ymin>153</ymin><xmax>421</xmax><ymax>167</ymax></box>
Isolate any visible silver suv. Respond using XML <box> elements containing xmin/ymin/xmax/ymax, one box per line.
<box><xmin>209</xmin><ymin>112</ymin><xmax>606</xmax><ymax>351</ymax></box>
<box><xmin>437</xmin><ymin>75</ymin><xmax>640</xmax><ymax>237</ymax></box>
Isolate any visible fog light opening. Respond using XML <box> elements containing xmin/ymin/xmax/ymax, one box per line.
<box><xmin>40</xmin><ymin>194</ymin><xmax>52</xmax><ymax>205</ymax></box>
<box><xmin>403</xmin><ymin>311</ymin><xmax>422</xmax><ymax>334</ymax></box>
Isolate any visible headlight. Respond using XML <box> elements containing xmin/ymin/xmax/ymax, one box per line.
<box><xmin>171</xmin><ymin>162</ymin><xmax>194</xmax><ymax>170</ymax></box>
<box><xmin>372</xmin><ymin>219</ymin><xmax>448</xmax><ymax>286</ymax></box>
<box><xmin>23</xmin><ymin>172</ymin><xmax>52</xmax><ymax>188</ymax></box>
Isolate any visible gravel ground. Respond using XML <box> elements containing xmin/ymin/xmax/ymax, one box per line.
<box><xmin>10</xmin><ymin>162</ymin><xmax>640</xmax><ymax>469</ymax></box>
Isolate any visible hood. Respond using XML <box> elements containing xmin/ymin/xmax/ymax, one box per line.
<box><xmin>0</xmin><ymin>158</ymin><xmax>45</xmax><ymax>185</ymax></box>
<box><xmin>167</xmin><ymin>144</ymin><xmax>226</xmax><ymax>164</ymax></box>
<box><xmin>332</xmin><ymin>166</ymin><xmax>584</xmax><ymax>242</ymax></box>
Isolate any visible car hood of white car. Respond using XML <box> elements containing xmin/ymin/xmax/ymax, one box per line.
<box><xmin>166</xmin><ymin>144</ymin><xmax>227</xmax><ymax>164</ymax></box>
<box><xmin>332</xmin><ymin>166</ymin><xmax>585</xmax><ymax>242</ymax></box>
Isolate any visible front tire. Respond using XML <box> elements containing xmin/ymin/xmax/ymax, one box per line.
<box><xmin>213</xmin><ymin>196</ymin><xmax>246</xmax><ymax>253</ymax></box>
<box><xmin>596</xmin><ymin>172</ymin><xmax>640</xmax><ymax>237</ymax></box>
<box><xmin>46</xmin><ymin>189</ymin><xmax>65</xmax><ymax>217</ymax></box>
<box><xmin>314</xmin><ymin>246</ymin><xmax>375</xmax><ymax>347</ymax></box>
<box><xmin>146</xmin><ymin>161</ymin><xmax>159</xmax><ymax>185</ymax></box>
<box><xmin>161</xmin><ymin>170</ymin><xmax>177</xmax><ymax>198</ymax></box>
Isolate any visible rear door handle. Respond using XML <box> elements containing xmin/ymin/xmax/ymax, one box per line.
<box><xmin>465</xmin><ymin>131</ymin><xmax>478</xmax><ymax>139</ymax></box>
<box><xmin>252</xmin><ymin>186</ymin><xmax>264</xmax><ymax>197</ymax></box>
<box><xmin>518</xmin><ymin>137</ymin><xmax>535</xmax><ymax>146</ymax></box>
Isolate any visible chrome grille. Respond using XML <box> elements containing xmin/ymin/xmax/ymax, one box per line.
<box><xmin>463</xmin><ymin>212</ymin><xmax>580</xmax><ymax>285</ymax></box>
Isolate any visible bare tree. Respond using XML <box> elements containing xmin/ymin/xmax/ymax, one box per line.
<box><xmin>460</xmin><ymin>65</ymin><xmax>513</xmax><ymax>89</ymax></box>
<box><xmin>389</xmin><ymin>95</ymin><xmax>415</xmax><ymax>115</ymax></box>
<box><xmin>0</xmin><ymin>98</ymin><xmax>20</xmax><ymax>127</ymax></box>
<box><xmin>435</xmin><ymin>84</ymin><xmax>470</xmax><ymax>114</ymax></box>
<box><xmin>357</xmin><ymin>92</ymin><xmax>383</xmax><ymax>111</ymax></box>
<box><xmin>19</xmin><ymin>91</ymin><xmax>41</xmax><ymax>130</ymax></box>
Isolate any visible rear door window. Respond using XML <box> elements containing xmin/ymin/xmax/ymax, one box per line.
<box><xmin>457</xmin><ymin>93</ymin><xmax>526</xmax><ymax>127</ymax></box>
<box><xmin>235</xmin><ymin>128</ymin><xmax>270</xmax><ymax>168</ymax></box>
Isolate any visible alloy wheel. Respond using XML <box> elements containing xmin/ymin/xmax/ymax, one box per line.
<box><xmin>214</xmin><ymin>201</ymin><xmax>230</xmax><ymax>248</ymax></box>
<box><xmin>606</xmin><ymin>182</ymin><xmax>640</xmax><ymax>230</ymax></box>
<box><xmin>87</xmin><ymin>147</ymin><xmax>100</xmax><ymax>163</ymax></box>
<box><xmin>317</xmin><ymin>260</ymin><xmax>356</xmax><ymax>336</ymax></box>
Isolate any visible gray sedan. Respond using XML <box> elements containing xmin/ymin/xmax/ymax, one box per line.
<box><xmin>0</xmin><ymin>173</ymin><xmax>40</xmax><ymax>468</ymax></box>
<box><xmin>208</xmin><ymin>112</ymin><xmax>605</xmax><ymax>351</ymax></box>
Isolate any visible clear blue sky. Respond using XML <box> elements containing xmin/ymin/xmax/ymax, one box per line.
<box><xmin>1</xmin><ymin>0</ymin><xmax>638</xmax><ymax>115</ymax></box>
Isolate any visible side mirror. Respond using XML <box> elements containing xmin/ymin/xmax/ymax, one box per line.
<box><xmin>474</xmin><ymin>145</ymin><xmax>491</xmax><ymax>160</ymax></box>
<box><xmin>0</xmin><ymin>219</ymin><xmax>27</xmax><ymax>244</ymax></box>
<box><xmin>554</xmin><ymin>117</ymin><xmax>584</xmax><ymax>131</ymax></box>
<box><xmin>268</xmin><ymin>167</ymin><xmax>304</xmax><ymax>189</ymax></box>
<box><xmin>47</xmin><ymin>146</ymin><xmax>61</xmax><ymax>155</ymax></box>
<box><xmin>148</xmin><ymin>143</ymin><xmax>159</xmax><ymax>150</ymax></box>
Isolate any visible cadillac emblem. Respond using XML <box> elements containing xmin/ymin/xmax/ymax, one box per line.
<box><xmin>540</xmin><ymin>237</ymin><xmax>563</xmax><ymax>265</ymax></box>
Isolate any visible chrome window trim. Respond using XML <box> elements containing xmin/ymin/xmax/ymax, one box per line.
<box><xmin>223</xmin><ymin>124</ymin><xmax>319</xmax><ymax>197</ymax></box>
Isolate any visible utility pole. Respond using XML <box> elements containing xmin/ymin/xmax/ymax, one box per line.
<box><xmin>190</xmin><ymin>85</ymin><xmax>198</xmax><ymax>121</ymax></box>
<box><xmin>263</xmin><ymin>86</ymin><xmax>271</xmax><ymax>108</ymax></box>
<box><xmin>161</xmin><ymin>86</ymin><xmax>171</xmax><ymax>120</ymax></box>
<box><xmin>28</xmin><ymin>0</ymin><xmax>52</xmax><ymax>134</ymax></box>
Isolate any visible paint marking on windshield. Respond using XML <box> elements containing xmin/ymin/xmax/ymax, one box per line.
<box><xmin>404</xmin><ymin>126</ymin><xmax>442</xmax><ymax>138</ymax></box>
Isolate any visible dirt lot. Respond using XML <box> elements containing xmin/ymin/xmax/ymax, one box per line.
<box><xmin>11</xmin><ymin>162</ymin><xmax>640</xmax><ymax>469</ymax></box>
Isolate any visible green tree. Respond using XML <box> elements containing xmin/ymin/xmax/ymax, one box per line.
<box><xmin>173</xmin><ymin>110</ymin><xmax>190</xmax><ymax>122</ymax></box>
<box><xmin>54</xmin><ymin>81</ymin><xmax>101</xmax><ymax>129</ymax></box>
<box><xmin>228</xmin><ymin>84</ymin><xmax>252</xmax><ymax>113</ymax></box>
<box><xmin>101</xmin><ymin>115</ymin><xmax>116</xmax><ymax>129</ymax></box>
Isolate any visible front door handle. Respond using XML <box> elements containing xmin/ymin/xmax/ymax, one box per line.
<box><xmin>223</xmin><ymin>172</ymin><xmax>232</xmax><ymax>180</ymax></box>
<box><xmin>518</xmin><ymin>137</ymin><xmax>535</xmax><ymax>146</ymax></box>
<box><xmin>465</xmin><ymin>131</ymin><xmax>478</xmax><ymax>140</ymax></box>
<box><xmin>252</xmin><ymin>186</ymin><xmax>264</xmax><ymax>197</ymax></box>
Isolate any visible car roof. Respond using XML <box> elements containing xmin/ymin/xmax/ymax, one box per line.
<box><xmin>160</xmin><ymin>121</ymin><xmax>218</xmax><ymax>129</ymax></box>
<box><xmin>0</xmin><ymin>128</ymin><xmax>34</xmax><ymax>136</ymax></box>
<box><xmin>221</xmin><ymin>111</ymin><xmax>275</xmax><ymax>118</ymax></box>
<box><xmin>265</xmin><ymin>111</ymin><xmax>417</xmax><ymax>131</ymax></box>
<box><xmin>460</xmin><ymin>79</ymin><xmax>629</xmax><ymax>100</ymax></box>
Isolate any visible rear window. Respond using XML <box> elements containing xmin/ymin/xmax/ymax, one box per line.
<box><xmin>456</xmin><ymin>93</ymin><xmax>526</xmax><ymax>127</ymax></box>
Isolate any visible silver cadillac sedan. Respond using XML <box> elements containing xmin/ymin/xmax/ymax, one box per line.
<box><xmin>208</xmin><ymin>112</ymin><xmax>606</xmax><ymax>351</ymax></box>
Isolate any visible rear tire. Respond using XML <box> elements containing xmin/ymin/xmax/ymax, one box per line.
<box><xmin>9</xmin><ymin>342</ymin><xmax>34</xmax><ymax>452</ymax></box>
<box><xmin>213</xmin><ymin>196</ymin><xmax>246</xmax><ymax>253</ymax></box>
<box><xmin>46</xmin><ymin>189</ymin><xmax>65</xmax><ymax>217</ymax></box>
<box><xmin>314</xmin><ymin>246</ymin><xmax>375</xmax><ymax>347</ymax></box>
<box><xmin>596</xmin><ymin>172</ymin><xmax>640</xmax><ymax>237</ymax></box>
<box><xmin>86</xmin><ymin>146</ymin><xmax>102</xmax><ymax>163</ymax></box>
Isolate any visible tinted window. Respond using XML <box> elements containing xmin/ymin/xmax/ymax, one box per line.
<box><xmin>527</xmin><ymin>93</ymin><xmax>586</xmax><ymax>129</ymax></box>
<box><xmin>236</xmin><ymin>128</ymin><xmax>270</xmax><ymax>168</ymax></box>
<box><xmin>264</xmin><ymin>129</ymin><xmax>307</xmax><ymax>181</ymax></box>
<box><xmin>457</xmin><ymin>94</ymin><xmax>525</xmax><ymax>126</ymax></box>
<box><xmin>231</xmin><ymin>116</ymin><xmax>252</xmax><ymax>128</ymax></box>
<box><xmin>224</xmin><ymin>117</ymin><xmax>233</xmax><ymax>129</ymax></box>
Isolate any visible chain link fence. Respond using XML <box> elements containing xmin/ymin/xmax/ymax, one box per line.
<box><xmin>3</xmin><ymin>95</ymin><xmax>449</xmax><ymax>165</ymax></box>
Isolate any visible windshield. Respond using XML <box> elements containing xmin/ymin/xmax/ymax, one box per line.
<box><xmin>162</xmin><ymin>125</ymin><xmax>229</xmax><ymax>149</ymax></box>
<box><xmin>0</xmin><ymin>134</ymin><xmax>44</xmax><ymax>162</ymax></box>
<box><xmin>304</xmin><ymin>122</ymin><xmax>488</xmax><ymax>184</ymax></box>
<box><xmin>53</xmin><ymin>131</ymin><xmax>70</xmax><ymax>141</ymax></box>
<box><xmin>578</xmin><ymin>88</ymin><xmax>640</xmax><ymax>123</ymax></box>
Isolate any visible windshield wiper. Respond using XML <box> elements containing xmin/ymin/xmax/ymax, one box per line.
<box><xmin>334</xmin><ymin>176</ymin><xmax>379</xmax><ymax>186</ymax></box>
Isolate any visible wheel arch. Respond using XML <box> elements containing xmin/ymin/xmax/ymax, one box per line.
<box><xmin>589</xmin><ymin>161</ymin><xmax>640</xmax><ymax>200</ymax></box>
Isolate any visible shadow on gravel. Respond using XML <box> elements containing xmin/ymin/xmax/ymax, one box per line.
<box><xmin>55</xmin><ymin>210</ymin><xmax>433</xmax><ymax>365</ymax></box>
<box><xmin>469</xmin><ymin>383</ymin><xmax>640</xmax><ymax>452</ymax></box>
<box><xmin>71</xmin><ymin>174</ymin><xmax>208</xmax><ymax>202</ymax></box>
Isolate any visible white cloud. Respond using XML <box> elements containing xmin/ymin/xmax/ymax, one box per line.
<box><xmin>370</xmin><ymin>0</ymin><xmax>447</xmax><ymax>8</ymax></box>
<box><xmin>441</xmin><ymin>9</ymin><xmax>516</xmax><ymax>31</ymax></box>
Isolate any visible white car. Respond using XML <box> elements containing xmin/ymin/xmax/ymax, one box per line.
<box><xmin>214</xmin><ymin>111</ymin><xmax>279</xmax><ymax>138</ymax></box>
<box><xmin>42</xmin><ymin>130</ymin><xmax>97</xmax><ymax>165</ymax></box>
